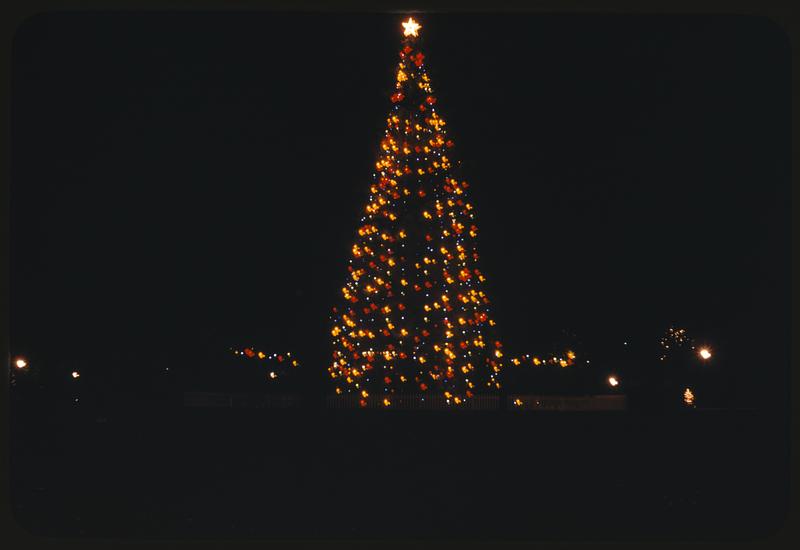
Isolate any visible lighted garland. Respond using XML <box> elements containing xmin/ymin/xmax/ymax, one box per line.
<box><xmin>232</xmin><ymin>348</ymin><xmax>301</xmax><ymax>380</ymax></box>
<box><xmin>329</xmin><ymin>18</ymin><xmax>504</xmax><ymax>407</ymax></box>
<box><xmin>507</xmin><ymin>349</ymin><xmax>579</xmax><ymax>368</ymax></box>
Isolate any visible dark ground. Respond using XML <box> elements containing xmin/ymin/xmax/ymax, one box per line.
<box><xmin>9</xmin><ymin>397</ymin><xmax>789</xmax><ymax>542</ymax></box>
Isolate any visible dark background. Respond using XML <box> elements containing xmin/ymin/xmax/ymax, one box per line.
<box><xmin>8</xmin><ymin>12</ymin><xmax>791</xmax><ymax>540</ymax></box>
<box><xmin>11</xmin><ymin>13</ymin><xmax>790</xmax><ymax>407</ymax></box>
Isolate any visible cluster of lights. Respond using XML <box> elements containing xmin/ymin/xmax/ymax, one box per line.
<box><xmin>232</xmin><ymin>348</ymin><xmax>301</xmax><ymax>380</ymax></box>
<box><xmin>659</xmin><ymin>326</ymin><xmax>715</xmax><ymax>406</ymax></box>
<box><xmin>329</xmin><ymin>17</ymin><xmax>504</xmax><ymax>407</ymax></box>
<box><xmin>659</xmin><ymin>326</ymin><xmax>713</xmax><ymax>363</ymax></box>
<box><xmin>659</xmin><ymin>326</ymin><xmax>693</xmax><ymax>361</ymax></box>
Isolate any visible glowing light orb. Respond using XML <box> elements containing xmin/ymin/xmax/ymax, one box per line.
<box><xmin>699</xmin><ymin>348</ymin><xmax>712</xmax><ymax>360</ymax></box>
<box><xmin>15</xmin><ymin>358</ymin><xmax>27</xmax><ymax>369</ymax></box>
<box><xmin>684</xmin><ymin>387</ymin><xmax>695</xmax><ymax>406</ymax></box>
<box><xmin>608</xmin><ymin>375</ymin><xmax>619</xmax><ymax>387</ymax></box>
<box><xmin>402</xmin><ymin>17</ymin><xmax>421</xmax><ymax>37</ymax></box>
<box><xmin>71</xmin><ymin>371</ymin><xmax>80</xmax><ymax>379</ymax></box>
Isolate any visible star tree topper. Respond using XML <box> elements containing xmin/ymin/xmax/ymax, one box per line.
<box><xmin>402</xmin><ymin>17</ymin><xmax>421</xmax><ymax>37</ymax></box>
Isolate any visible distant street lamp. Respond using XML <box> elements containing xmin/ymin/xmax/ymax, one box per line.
<box><xmin>14</xmin><ymin>357</ymin><xmax>28</xmax><ymax>369</ymax></box>
<box><xmin>608</xmin><ymin>375</ymin><xmax>619</xmax><ymax>388</ymax></box>
<box><xmin>698</xmin><ymin>348</ymin><xmax>712</xmax><ymax>361</ymax></box>
<box><xmin>71</xmin><ymin>371</ymin><xmax>80</xmax><ymax>379</ymax></box>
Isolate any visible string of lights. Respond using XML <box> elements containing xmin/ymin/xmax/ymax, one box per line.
<box><xmin>507</xmin><ymin>349</ymin><xmax>579</xmax><ymax>368</ymax></box>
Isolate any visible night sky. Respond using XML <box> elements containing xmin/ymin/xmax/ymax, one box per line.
<box><xmin>11</xmin><ymin>13</ymin><xmax>790</xmax><ymax>402</ymax></box>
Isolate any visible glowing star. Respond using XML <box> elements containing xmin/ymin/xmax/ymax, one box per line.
<box><xmin>402</xmin><ymin>17</ymin><xmax>421</xmax><ymax>37</ymax></box>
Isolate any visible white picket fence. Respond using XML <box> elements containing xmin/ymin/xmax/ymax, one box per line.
<box><xmin>508</xmin><ymin>394</ymin><xmax>627</xmax><ymax>411</ymax></box>
<box><xmin>183</xmin><ymin>392</ymin><xmax>301</xmax><ymax>409</ymax></box>
<box><xmin>183</xmin><ymin>392</ymin><xmax>626</xmax><ymax>411</ymax></box>
<box><xmin>325</xmin><ymin>393</ymin><xmax>500</xmax><ymax>410</ymax></box>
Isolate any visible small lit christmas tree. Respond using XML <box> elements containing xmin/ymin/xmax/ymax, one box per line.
<box><xmin>329</xmin><ymin>17</ymin><xmax>504</xmax><ymax>406</ymax></box>
<box><xmin>683</xmin><ymin>387</ymin><xmax>695</xmax><ymax>408</ymax></box>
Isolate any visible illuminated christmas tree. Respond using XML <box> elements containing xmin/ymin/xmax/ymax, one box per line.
<box><xmin>329</xmin><ymin>17</ymin><xmax>504</xmax><ymax>407</ymax></box>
